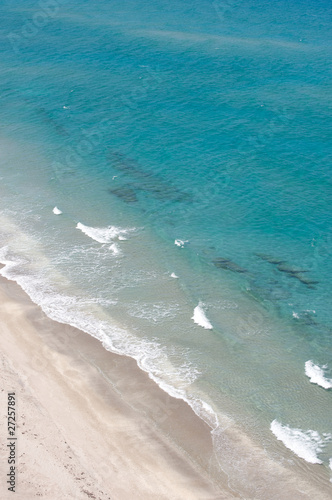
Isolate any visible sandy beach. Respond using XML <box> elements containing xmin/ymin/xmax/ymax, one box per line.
<box><xmin>0</xmin><ymin>275</ymin><xmax>233</xmax><ymax>500</ymax></box>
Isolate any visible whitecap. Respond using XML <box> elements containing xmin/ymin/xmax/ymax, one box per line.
<box><xmin>170</xmin><ymin>272</ymin><xmax>178</xmax><ymax>278</ymax></box>
<box><xmin>192</xmin><ymin>302</ymin><xmax>213</xmax><ymax>330</ymax></box>
<box><xmin>329</xmin><ymin>458</ymin><xmax>332</xmax><ymax>471</ymax></box>
<box><xmin>52</xmin><ymin>206</ymin><xmax>62</xmax><ymax>215</ymax></box>
<box><xmin>270</xmin><ymin>419</ymin><xmax>332</xmax><ymax>464</ymax></box>
<box><xmin>305</xmin><ymin>360</ymin><xmax>332</xmax><ymax>389</ymax></box>
<box><xmin>76</xmin><ymin>222</ymin><xmax>134</xmax><ymax>244</ymax></box>
<box><xmin>292</xmin><ymin>311</ymin><xmax>299</xmax><ymax>319</ymax></box>
<box><xmin>109</xmin><ymin>243</ymin><xmax>120</xmax><ymax>255</ymax></box>
<box><xmin>174</xmin><ymin>239</ymin><xmax>188</xmax><ymax>248</ymax></box>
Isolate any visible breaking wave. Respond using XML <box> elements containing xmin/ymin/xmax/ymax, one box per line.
<box><xmin>270</xmin><ymin>419</ymin><xmax>332</xmax><ymax>464</ymax></box>
<box><xmin>305</xmin><ymin>360</ymin><xmax>332</xmax><ymax>390</ymax></box>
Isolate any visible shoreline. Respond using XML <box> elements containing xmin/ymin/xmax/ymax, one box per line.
<box><xmin>1</xmin><ymin>274</ymin><xmax>331</xmax><ymax>499</ymax></box>
<box><xmin>0</xmin><ymin>275</ymin><xmax>232</xmax><ymax>499</ymax></box>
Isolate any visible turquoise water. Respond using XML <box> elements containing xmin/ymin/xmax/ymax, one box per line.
<box><xmin>0</xmin><ymin>1</ymin><xmax>331</xmax><ymax>496</ymax></box>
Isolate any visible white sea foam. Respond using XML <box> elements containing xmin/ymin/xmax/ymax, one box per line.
<box><xmin>270</xmin><ymin>420</ymin><xmax>332</xmax><ymax>464</ymax></box>
<box><xmin>52</xmin><ymin>206</ymin><xmax>62</xmax><ymax>215</ymax></box>
<box><xmin>109</xmin><ymin>243</ymin><xmax>120</xmax><ymax>255</ymax></box>
<box><xmin>194</xmin><ymin>400</ymin><xmax>219</xmax><ymax>429</ymax></box>
<box><xmin>329</xmin><ymin>458</ymin><xmax>332</xmax><ymax>471</ymax></box>
<box><xmin>305</xmin><ymin>360</ymin><xmax>332</xmax><ymax>390</ymax></box>
<box><xmin>170</xmin><ymin>272</ymin><xmax>178</xmax><ymax>278</ymax></box>
<box><xmin>127</xmin><ymin>301</ymin><xmax>180</xmax><ymax>323</ymax></box>
<box><xmin>192</xmin><ymin>302</ymin><xmax>213</xmax><ymax>330</ymax></box>
<box><xmin>174</xmin><ymin>239</ymin><xmax>188</xmax><ymax>248</ymax></box>
<box><xmin>76</xmin><ymin>222</ymin><xmax>134</xmax><ymax>244</ymax></box>
<box><xmin>292</xmin><ymin>311</ymin><xmax>299</xmax><ymax>319</ymax></box>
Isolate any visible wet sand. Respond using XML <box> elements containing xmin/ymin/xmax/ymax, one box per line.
<box><xmin>0</xmin><ymin>276</ymin><xmax>233</xmax><ymax>499</ymax></box>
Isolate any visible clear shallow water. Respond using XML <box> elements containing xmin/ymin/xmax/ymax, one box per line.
<box><xmin>0</xmin><ymin>0</ymin><xmax>332</xmax><ymax>496</ymax></box>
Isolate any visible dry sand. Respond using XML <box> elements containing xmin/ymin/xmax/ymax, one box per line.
<box><xmin>0</xmin><ymin>276</ymin><xmax>233</xmax><ymax>500</ymax></box>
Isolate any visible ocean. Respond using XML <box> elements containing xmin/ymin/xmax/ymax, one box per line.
<box><xmin>0</xmin><ymin>0</ymin><xmax>331</xmax><ymax>497</ymax></box>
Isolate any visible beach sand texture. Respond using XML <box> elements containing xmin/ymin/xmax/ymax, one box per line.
<box><xmin>0</xmin><ymin>276</ymin><xmax>232</xmax><ymax>499</ymax></box>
